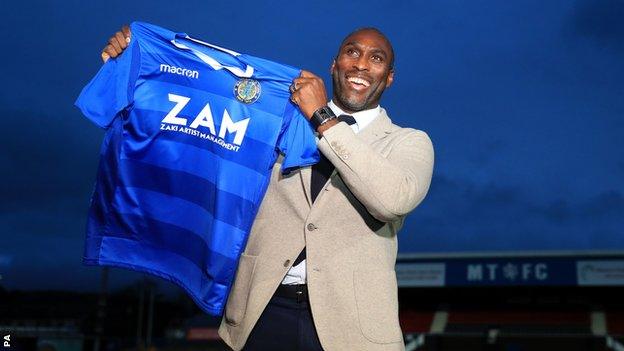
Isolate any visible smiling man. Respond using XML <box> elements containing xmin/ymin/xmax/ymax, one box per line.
<box><xmin>101</xmin><ymin>26</ymin><xmax>434</xmax><ymax>351</ymax></box>
<box><xmin>331</xmin><ymin>28</ymin><xmax>395</xmax><ymax>112</ymax></box>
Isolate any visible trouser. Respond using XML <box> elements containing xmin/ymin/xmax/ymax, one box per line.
<box><xmin>243</xmin><ymin>284</ymin><xmax>325</xmax><ymax>351</ymax></box>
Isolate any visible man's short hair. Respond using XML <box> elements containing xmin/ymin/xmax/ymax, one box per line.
<box><xmin>337</xmin><ymin>27</ymin><xmax>395</xmax><ymax>70</ymax></box>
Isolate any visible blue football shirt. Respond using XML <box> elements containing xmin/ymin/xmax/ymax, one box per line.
<box><xmin>75</xmin><ymin>21</ymin><xmax>319</xmax><ymax>315</ymax></box>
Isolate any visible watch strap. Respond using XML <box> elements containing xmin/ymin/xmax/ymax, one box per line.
<box><xmin>310</xmin><ymin>106</ymin><xmax>336</xmax><ymax>129</ymax></box>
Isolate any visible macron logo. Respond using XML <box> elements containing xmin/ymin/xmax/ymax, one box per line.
<box><xmin>159</xmin><ymin>64</ymin><xmax>199</xmax><ymax>79</ymax></box>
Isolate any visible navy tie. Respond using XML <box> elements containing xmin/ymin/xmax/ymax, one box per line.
<box><xmin>293</xmin><ymin>115</ymin><xmax>356</xmax><ymax>266</ymax></box>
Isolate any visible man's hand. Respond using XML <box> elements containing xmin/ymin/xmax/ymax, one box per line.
<box><xmin>101</xmin><ymin>25</ymin><xmax>131</xmax><ymax>63</ymax></box>
<box><xmin>289</xmin><ymin>70</ymin><xmax>328</xmax><ymax>119</ymax></box>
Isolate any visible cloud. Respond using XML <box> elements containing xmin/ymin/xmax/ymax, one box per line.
<box><xmin>0</xmin><ymin>208</ymin><xmax>154</xmax><ymax>292</ymax></box>
<box><xmin>568</xmin><ymin>0</ymin><xmax>624</xmax><ymax>52</ymax></box>
<box><xmin>0</xmin><ymin>254</ymin><xmax>13</xmax><ymax>267</ymax></box>
<box><xmin>0</xmin><ymin>107</ymin><xmax>115</xmax><ymax>291</ymax></box>
<box><xmin>401</xmin><ymin>173</ymin><xmax>624</xmax><ymax>254</ymax></box>
<box><xmin>0</xmin><ymin>108</ymin><xmax>102</xmax><ymax>214</ymax></box>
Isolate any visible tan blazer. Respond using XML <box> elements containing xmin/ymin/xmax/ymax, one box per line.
<box><xmin>219</xmin><ymin>109</ymin><xmax>434</xmax><ymax>351</ymax></box>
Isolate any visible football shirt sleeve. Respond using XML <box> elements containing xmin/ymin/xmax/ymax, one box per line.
<box><xmin>277</xmin><ymin>101</ymin><xmax>320</xmax><ymax>173</ymax></box>
<box><xmin>75</xmin><ymin>39</ymin><xmax>141</xmax><ymax>129</ymax></box>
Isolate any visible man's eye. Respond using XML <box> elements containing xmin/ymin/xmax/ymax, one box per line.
<box><xmin>346</xmin><ymin>48</ymin><xmax>358</xmax><ymax>56</ymax></box>
<box><xmin>372</xmin><ymin>55</ymin><xmax>383</xmax><ymax>62</ymax></box>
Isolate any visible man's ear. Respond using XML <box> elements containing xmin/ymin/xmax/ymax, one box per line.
<box><xmin>386</xmin><ymin>69</ymin><xmax>394</xmax><ymax>88</ymax></box>
<box><xmin>330</xmin><ymin>59</ymin><xmax>336</xmax><ymax>74</ymax></box>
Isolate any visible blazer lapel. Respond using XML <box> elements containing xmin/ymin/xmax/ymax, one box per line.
<box><xmin>300</xmin><ymin>108</ymin><xmax>394</xmax><ymax>205</ymax></box>
<box><xmin>299</xmin><ymin>166</ymin><xmax>313</xmax><ymax>207</ymax></box>
<box><xmin>356</xmin><ymin>108</ymin><xmax>393</xmax><ymax>145</ymax></box>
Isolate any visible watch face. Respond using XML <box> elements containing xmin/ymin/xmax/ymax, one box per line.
<box><xmin>311</xmin><ymin>107</ymin><xmax>335</xmax><ymax>129</ymax></box>
<box><xmin>319</xmin><ymin>107</ymin><xmax>333</xmax><ymax>118</ymax></box>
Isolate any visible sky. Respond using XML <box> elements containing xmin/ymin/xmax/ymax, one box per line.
<box><xmin>0</xmin><ymin>0</ymin><xmax>622</xmax><ymax>292</ymax></box>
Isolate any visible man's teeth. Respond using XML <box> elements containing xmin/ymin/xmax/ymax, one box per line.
<box><xmin>347</xmin><ymin>77</ymin><xmax>370</xmax><ymax>87</ymax></box>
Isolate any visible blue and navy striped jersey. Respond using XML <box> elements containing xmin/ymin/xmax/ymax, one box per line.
<box><xmin>75</xmin><ymin>21</ymin><xmax>319</xmax><ymax>315</ymax></box>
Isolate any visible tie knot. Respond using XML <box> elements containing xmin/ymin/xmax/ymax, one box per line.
<box><xmin>337</xmin><ymin>114</ymin><xmax>357</xmax><ymax>126</ymax></box>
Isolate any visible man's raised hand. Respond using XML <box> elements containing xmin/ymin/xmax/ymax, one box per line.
<box><xmin>101</xmin><ymin>25</ymin><xmax>131</xmax><ymax>63</ymax></box>
<box><xmin>289</xmin><ymin>70</ymin><xmax>328</xmax><ymax>119</ymax></box>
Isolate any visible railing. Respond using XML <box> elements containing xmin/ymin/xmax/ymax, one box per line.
<box><xmin>404</xmin><ymin>332</ymin><xmax>624</xmax><ymax>351</ymax></box>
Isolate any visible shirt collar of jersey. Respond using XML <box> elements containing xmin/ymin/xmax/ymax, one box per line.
<box><xmin>328</xmin><ymin>100</ymin><xmax>381</xmax><ymax>134</ymax></box>
<box><xmin>168</xmin><ymin>29</ymin><xmax>255</xmax><ymax>78</ymax></box>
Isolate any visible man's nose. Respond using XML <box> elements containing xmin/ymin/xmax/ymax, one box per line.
<box><xmin>352</xmin><ymin>55</ymin><xmax>369</xmax><ymax>71</ymax></box>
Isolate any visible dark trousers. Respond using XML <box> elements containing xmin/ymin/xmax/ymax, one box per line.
<box><xmin>243</xmin><ymin>287</ymin><xmax>324</xmax><ymax>351</ymax></box>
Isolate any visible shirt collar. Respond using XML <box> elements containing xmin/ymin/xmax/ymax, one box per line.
<box><xmin>327</xmin><ymin>100</ymin><xmax>380</xmax><ymax>133</ymax></box>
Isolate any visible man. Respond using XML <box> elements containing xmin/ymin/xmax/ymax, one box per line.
<box><xmin>101</xmin><ymin>25</ymin><xmax>434</xmax><ymax>351</ymax></box>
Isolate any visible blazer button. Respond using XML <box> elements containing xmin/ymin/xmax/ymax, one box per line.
<box><xmin>307</xmin><ymin>223</ymin><xmax>317</xmax><ymax>231</ymax></box>
<box><xmin>283</xmin><ymin>259</ymin><xmax>291</xmax><ymax>267</ymax></box>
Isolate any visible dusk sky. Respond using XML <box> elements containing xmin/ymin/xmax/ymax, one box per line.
<box><xmin>1</xmin><ymin>0</ymin><xmax>622</xmax><ymax>292</ymax></box>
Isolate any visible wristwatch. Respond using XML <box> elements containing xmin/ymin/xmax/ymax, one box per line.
<box><xmin>310</xmin><ymin>106</ymin><xmax>336</xmax><ymax>130</ymax></box>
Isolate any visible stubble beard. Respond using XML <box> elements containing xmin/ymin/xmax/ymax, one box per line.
<box><xmin>332</xmin><ymin>73</ymin><xmax>383</xmax><ymax>113</ymax></box>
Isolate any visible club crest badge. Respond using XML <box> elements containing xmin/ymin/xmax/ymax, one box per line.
<box><xmin>234</xmin><ymin>79</ymin><xmax>261</xmax><ymax>104</ymax></box>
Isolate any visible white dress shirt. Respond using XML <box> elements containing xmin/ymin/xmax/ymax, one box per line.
<box><xmin>281</xmin><ymin>101</ymin><xmax>381</xmax><ymax>285</ymax></box>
